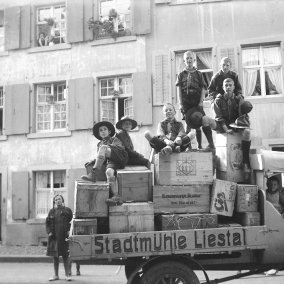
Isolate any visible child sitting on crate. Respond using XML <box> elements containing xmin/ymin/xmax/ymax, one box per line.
<box><xmin>144</xmin><ymin>103</ymin><xmax>196</xmax><ymax>155</ymax></box>
<box><xmin>81</xmin><ymin>121</ymin><xmax>128</xmax><ymax>204</ymax></box>
<box><xmin>116</xmin><ymin>115</ymin><xmax>150</xmax><ymax>168</ymax></box>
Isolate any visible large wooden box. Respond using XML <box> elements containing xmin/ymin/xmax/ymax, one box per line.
<box><xmin>215</xmin><ymin>132</ymin><xmax>245</xmax><ymax>183</ymax></box>
<box><xmin>153</xmin><ymin>185</ymin><xmax>211</xmax><ymax>214</ymax></box>
<box><xmin>117</xmin><ymin>166</ymin><xmax>152</xmax><ymax>202</ymax></box>
<box><xmin>74</xmin><ymin>180</ymin><xmax>109</xmax><ymax>218</ymax></box>
<box><xmin>157</xmin><ymin>213</ymin><xmax>218</xmax><ymax>231</ymax></box>
<box><xmin>109</xmin><ymin>202</ymin><xmax>154</xmax><ymax>233</ymax></box>
<box><xmin>235</xmin><ymin>184</ymin><xmax>258</xmax><ymax>212</ymax></box>
<box><xmin>71</xmin><ymin>219</ymin><xmax>97</xmax><ymax>235</ymax></box>
<box><xmin>234</xmin><ymin>212</ymin><xmax>261</xmax><ymax>226</ymax></box>
<box><xmin>154</xmin><ymin>152</ymin><xmax>213</xmax><ymax>185</ymax></box>
<box><xmin>210</xmin><ymin>179</ymin><xmax>237</xmax><ymax>217</ymax></box>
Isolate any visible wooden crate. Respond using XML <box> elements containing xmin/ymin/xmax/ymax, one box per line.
<box><xmin>74</xmin><ymin>180</ymin><xmax>109</xmax><ymax>218</ymax></box>
<box><xmin>154</xmin><ymin>152</ymin><xmax>213</xmax><ymax>185</ymax></box>
<box><xmin>157</xmin><ymin>213</ymin><xmax>218</xmax><ymax>231</ymax></box>
<box><xmin>153</xmin><ymin>185</ymin><xmax>211</xmax><ymax>214</ymax></box>
<box><xmin>215</xmin><ymin>132</ymin><xmax>245</xmax><ymax>183</ymax></box>
<box><xmin>117</xmin><ymin>166</ymin><xmax>152</xmax><ymax>202</ymax></box>
<box><xmin>109</xmin><ymin>202</ymin><xmax>154</xmax><ymax>233</ymax></box>
<box><xmin>210</xmin><ymin>179</ymin><xmax>237</xmax><ymax>217</ymax></box>
<box><xmin>235</xmin><ymin>184</ymin><xmax>258</xmax><ymax>212</ymax></box>
<box><xmin>234</xmin><ymin>212</ymin><xmax>261</xmax><ymax>226</ymax></box>
<box><xmin>71</xmin><ymin>219</ymin><xmax>97</xmax><ymax>235</ymax></box>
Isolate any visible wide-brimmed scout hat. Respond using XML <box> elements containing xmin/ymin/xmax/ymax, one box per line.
<box><xmin>185</xmin><ymin>107</ymin><xmax>205</xmax><ymax>129</ymax></box>
<box><xmin>92</xmin><ymin>121</ymin><xmax>115</xmax><ymax>140</ymax></box>
<box><xmin>116</xmin><ymin>115</ymin><xmax>137</xmax><ymax>130</ymax></box>
<box><xmin>229</xmin><ymin>115</ymin><xmax>251</xmax><ymax>129</ymax></box>
<box><xmin>240</xmin><ymin>100</ymin><xmax>253</xmax><ymax>115</ymax></box>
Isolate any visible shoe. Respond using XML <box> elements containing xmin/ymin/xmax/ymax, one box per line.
<box><xmin>106</xmin><ymin>195</ymin><xmax>122</xmax><ymax>206</ymax></box>
<box><xmin>174</xmin><ymin>146</ymin><xmax>181</xmax><ymax>153</ymax></box>
<box><xmin>76</xmin><ymin>271</ymin><xmax>81</xmax><ymax>276</ymax></box>
<box><xmin>49</xmin><ymin>276</ymin><xmax>59</xmax><ymax>281</ymax></box>
<box><xmin>243</xmin><ymin>163</ymin><xmax>251</xmax><ymax>181</ymax></box>
<box><xmin>265</xmin><ymin>269</ymin><xmax>278</xmax><ymax>276</ymax></box>
<box><xmin>65</xmin><ymin>276</ymin><xmax>72</xmax><ymax>281</ymax></box>
<box><xmin>161</xmin><ymin>146</ymin><xmax>172</xmax><ymax>156</ymax></box>
<box><xmin>146</xmin><ymin>160</ymin><xmax>151</xmax><ymax>169</ymax></box>
<box><xmin>81</xmin><ymin>169</ymin><xmax>96</xmax><ymax>182</ymax></box>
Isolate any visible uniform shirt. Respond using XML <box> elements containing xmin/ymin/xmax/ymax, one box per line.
<box><xmin>208</xmin><ymin>70</ymin><xmax>242</xmax><ymax>103</ymax></box>
<box><xmin>214</xmin><ymin>93</ymin><xmax>240</xmax><ymax>129</ymax></box>
<box><xmin>157</xmin><ymin>118</ymin><xmax>186</xmax><ymax>142</ymax></box>
<box><xmin>176</xmin><ymin>68</ymin><xmax>206</xmax><ymax>110</ymax></box>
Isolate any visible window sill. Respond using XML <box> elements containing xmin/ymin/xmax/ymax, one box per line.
<box><xmin>0</xmin><ymin>135</ymin><xmax>7</xmax><ymax>141</ymax></box>
<box><xmin>26</xmin><ymin>218</ymin><xmax>45</xmax><ymax>225</ymax></box>
<box><xmin>167</xmin><ymin>0</ymin><xmax>230</xmax><ymax>4</ymax></box>
<box><xmin>90</xmin><ymin>35</ymin><xmax>137</xmax><ymax>47</ymax></box>
<box><xmin>28</xmin><ymin>43</ymin><xmax>72</xmax><ymax>54</ymax></box>
<box><xmin>0</xmin><ymin>51</ymin><xmax>8</xmax><ymax>57</ymax></box>
<box><xmin>246</xmin><ymin>95</ymin><xmax>284</xmax><ymax>104</ymax></box>
<box><xmin>27</xmin><ymin>131</ymin><xmax>72</xmax><ymax>139</ymax></box>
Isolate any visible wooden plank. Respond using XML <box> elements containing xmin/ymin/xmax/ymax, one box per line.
<box><xmin>210</xmin><ymin>179</ymin><xmax>237</xmax><ymax>217</ymax></box>
<box><xmin>117</xmin><ymin>170</ymin><xmax>152</xmax><ymax>202</ymax></box>
<box><xmin>109</xmin><ymin>202</ymin><xmax>154</xmax><ymax>233</ymax></box>
<box><xmin>234</xmin><ymin>212</ymin><xmax>261</xmax><ymax>226</ymax></box>
<box><xmin>71</xmin><ymin>219</ymin><xmax>97</xmax><ymax>235</ymax></box>
<box><xmin>153</xmin><ymin>185</ymin><xmax>211</xmax><ymax>214</ymax></box>
<box><xmin>154</xmin><ymin>152</ymin><xmax>213</xmax><ymax>185</ymax></box>
<box><xmin>74</xmin><ymin>180</ymin><xmax>109</xmax><ymax>218</ymax></box>
<box><xmin>235</xmin><ymin>185</ymin><xmax>258</xmax><ymax>212</ymax></box>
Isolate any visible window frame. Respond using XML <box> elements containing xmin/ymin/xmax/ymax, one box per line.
<box><xmin>241</xmin><ymin>43</ymin><xmax>284</xmax><ymax>98</ymax></box>
<box><xmin>35</xmin><ymin>169</ymin><xmax>67</xmax><ymax>218</ymax></box>
<box><xmin>99</xmin><ymin>74</ymin><xmax>133</xmax><ymax>124</ymax></box>
<box><xmin>0</xmin><ymin>87</ymin><xmax>4</xmax><ymax>136</ymax></box>
<box><xmin>0</xmin><ymin>10</ymin><xmax>4</xmax><ymax>52</ymax></box>
<box><xmin>34</xmin><ymin>81</ymin><xmax>68</xmax><ymax>133</ymax></box>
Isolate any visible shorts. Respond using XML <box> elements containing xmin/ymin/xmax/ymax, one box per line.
<box><xmin>107</xmin><ymin>145</ymin><xmax>128</xmax><ymax>170</ymax></box>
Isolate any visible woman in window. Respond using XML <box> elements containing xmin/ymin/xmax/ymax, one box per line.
<box><xmin>46</xmin><ymin>194</ymin><xmax>72</xmax><ymax>281</ymax></box>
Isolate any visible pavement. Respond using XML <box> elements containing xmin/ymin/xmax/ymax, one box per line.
<box><xmin>0</xmin><ymin>243</ymin><xmax>51</xmax><ymax>262</ymax></box>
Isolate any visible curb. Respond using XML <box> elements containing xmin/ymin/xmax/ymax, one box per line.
<box><xmin>0</xmin><ymin>255</ymin><xmax>52</xmax><ymax>263</ymax></box>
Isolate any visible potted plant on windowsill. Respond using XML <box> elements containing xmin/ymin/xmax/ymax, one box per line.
<box><xmin>44</xmin><ymin>17</ymin><xmax>55</xmax><ymax>26</ymax></box>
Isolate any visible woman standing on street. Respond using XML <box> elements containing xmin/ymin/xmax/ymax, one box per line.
<box><xmin>46</xmin><ymin>194</ymin><xmax>73</xmax><ymax>281</ymax></box>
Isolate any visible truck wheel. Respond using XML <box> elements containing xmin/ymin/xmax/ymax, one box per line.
<box><xmin>142</xmin><ymin>261</ymin><xmax>200</xmax><ymax>284</ymax></box>
<box><xmin>125</xmin><ymin>264</ymin><xmax>142</xmax><ymax>284</ymax></box>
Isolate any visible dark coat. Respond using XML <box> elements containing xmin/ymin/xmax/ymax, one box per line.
<box><xmin>46</xmin><ymin>206</ymin><xmax>73</xmax><ymax>257</ymax></box>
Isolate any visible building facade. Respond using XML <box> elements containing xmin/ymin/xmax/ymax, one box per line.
<box><xmin>0</xmin><ymin>0</ymin><xmax>283</xmax><ymax>245</ymax></box>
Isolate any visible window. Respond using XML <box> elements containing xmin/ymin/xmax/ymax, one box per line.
<box><xmin>0</xmin><ymin>10</ymin><xmax>4</xmax><ymax>52</ymax></box>
<box><xmin>0</xmin><ymin>87</ymin><xmax>3</xmax><ymax>135</ymax></box>
<box><xmin>97</xmin><ymin>0</ymin><xmax>131</xmax><ymax>39</ymax></box>
<box><xmin>35</xmin><ymin>82</ymin><xmax>67</xmax><ymax>132</ymax></box>
<box><xmin>176</xmin><ymin>49</ymin><xmax>213</xmax><ymax>97</ymax></box>
<box><xmin>99</xmin><ymin>75</ymin><xmax>133</xmax><ymax>124</ymax></box>
<box><xmin>242</xmin><ymin>44</ymin><xmax>283</xmax><ymax>97</ymax></box>
<box><xmin>36</xmin><ymin>5</ymin><xmax>66</xmax><ymax>47</ymax></box>
<box><xmin>35</xmin><ymin>170</ymin><xmax>67</xmax><ymax>218</ymax></box>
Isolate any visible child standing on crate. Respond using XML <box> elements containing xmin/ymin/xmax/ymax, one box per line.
<box><xmin>116</xmin><ymin>115</ymin><xmax>150</xmax><ymax>168</ymax></box>
<box><xmin>81</xmin><ymin>121</ymin><xmax>128</xmax><ymax>204</ymax></box>
<box><xmin>144</xmin><ymin>103</ymin><xmax>195</xmax><ymax>155</ymax></box>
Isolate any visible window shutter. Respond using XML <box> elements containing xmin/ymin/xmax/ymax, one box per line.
<box><xmin>83</xmin><ymin>0</ymin><xmax>94</xmax><ymax>41</ymax></box>
<box><xmin>4</xmin><ymin>6</ymin><xmax>20</xmax><ymax>50</ymax></box>
<box><xmin>153</xmin><ymin>54</ymin><xmax>170</xmax><ymax>106</ymax></box>
<box><xmin>133</xmin><ymin>72</ymin><xmax>153</xmax><ymax>126</ymax></box>
<box><xmin>12</xmin><ymin>171</ymin><xmax>29</xmax><ymax>220</ymax></box>
<box><xmin>219</xmin><ymin>47</ymin><xmax>237</xmax><ymax>72</ymax></box>
<box><xmin>5</xmin><ymin>84</ymin><xmax>30</xmax><ymax>135</ymax></box>
<box><xmin>67</xmin><ymin>168</ymin><xmax>85</xmax><ymax>211</ymax></box>
<box><xmin>132</xmin><ymin>0</ymin><xmax>151</xmax><ymax>35</ymax></box>
<box><xmin>66</xmin><ymin>0</ymin><xmax>84</xmax><ymax>43</ymax></box>
<box><xmin>68</xmin><ymin>77</ymin><xmax>94</xmax><ymax>131</ymax></box>
<box><xmin>20</xmin><ymin>5</ymin><xmax>31</xmax><ymax>49</ymax></box>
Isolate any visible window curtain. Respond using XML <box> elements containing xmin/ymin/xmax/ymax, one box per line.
<box><xmin>197</xmin><ymin>51</ymin><xmax>212</xmax><ymax>69</ymax></box>
<box><xmin>242</xmin><ymin>48</ymin><xmax>259</xmax><ymax>66</ymax></box>
<box><xmin>243</xmin><ymin>69</ymin><xmax>258</xmax><ymax>97</ymax></box>
<box><xmin>267</xmin><ymin>69</ymin><xmax>282</xmax><ymax>94</ymax></box>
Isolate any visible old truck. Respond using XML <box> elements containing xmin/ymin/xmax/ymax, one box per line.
<box><xmin>69</xmin><ymin>141</ymin><xmax>284</xmax><ymax>284</ymax></box>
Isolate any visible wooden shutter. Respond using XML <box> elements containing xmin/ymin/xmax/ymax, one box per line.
<box><xmin>12</xmin><ymin>171</ymin><xmax>29</xmax><ymax>220</ymax></box>
<box><xmin>153</xmin><ymin>54</ymin><xmax>170</xmax><ymax>106</ymax></box>
<box><xmin>4</xmin><ymin>6</ymin><xmax>20</xmax><ymax>50</ymax></box>
<box><xmin>67</xmin><ymin>168</ymin><xmax>85</xmax><ymax>211</ymax></box>
<box><xmin>132</xmin><ymin>72</ymin><xmax>153</xmax><ymax>126</ymax></box>
<box><xmin>20</xmin><ymin>5</ymin><xmax>31</xmax><ymax>49</ymax></box>
<box><xmin>219</xmin><ymin>47</ymin><xmax>237</xmax><ymax>72</ymax></box>
<box><xmin>83</xmin><ymin>0</ymin><xmax>94</xmax><ymax>41</ymax></box>
<box><xmin>66</xmin><ymin>0</ymin><xmax>84</xmax><ymax>43</ymax></box>
<box><xmin>68</xmin><ymin>77</ymin><xmax>94</xmax><ymax>131</ymax></box>
<box><xmin>132</xmin><ymin>0</ymin><xmax>151</xmax><ymax>35</ymax></box>
<box><xmin>5</xmin><ymin>84</ymin><xmax>30</xmax><ymax>135</ymax></box>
